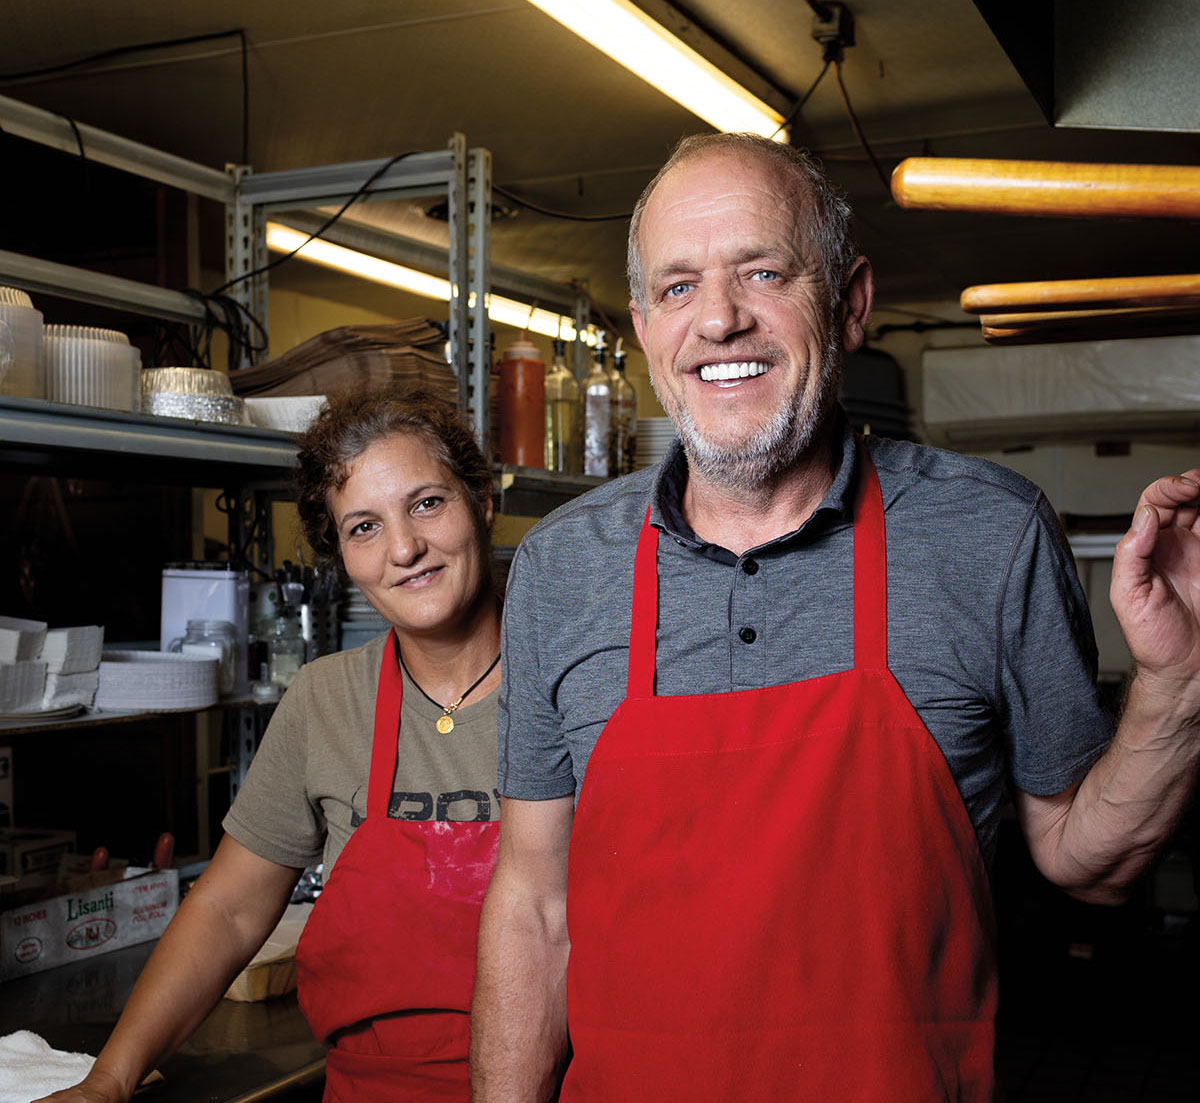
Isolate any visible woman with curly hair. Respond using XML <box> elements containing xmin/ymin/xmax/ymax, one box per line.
<box><xmin>46</xmin><ymin>385</ymin><xmax>501</xmax><ymax>1103</ymax></box>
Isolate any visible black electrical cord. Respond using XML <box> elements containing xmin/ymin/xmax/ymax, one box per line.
<box><xmin>187</xmin><ymin>151</ymin><xmax>421</xmax><ymax>366</ymax></box>
<box><xmin>212</xmin><ymin>149</ymin><xmax>418</xmax><ymax>296</ymax></box>
<box><xmin>833</xmin><ymin>59</ymin><xmax>890</xmax><ymax>194</ymax></box>
<box><xmin>0</xmin><ymin>29</ymin><xmax>250</xmax><ymax>165</ymax></box>
<box><xmin>770</xmin><ymin>59</ymin><xmax>831</xmax><ymax>141</ymax></box>
<box><xmin>178</xmin><ymin>290</ymin><xmax>270</xmax><ymax>372</ymax></box>
<box><xmin>492</xmin><ymin>184</ymin><xmax>631</xmax><ymax>223</ymax></box>
<box><xmin>212</xmin><ymin>491</ymin><xmax>273</xmax><ymax>578</ymax></box>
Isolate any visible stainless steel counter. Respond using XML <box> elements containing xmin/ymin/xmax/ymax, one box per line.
<box><xmin>0</xmin><ymin>940</ymin><xmax>325</xmax><ymax>1101</ymax></box>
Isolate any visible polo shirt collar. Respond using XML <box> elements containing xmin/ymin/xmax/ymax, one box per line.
<box><xmin>649</xmin><ymin>407</ymin><xmax>859</xmax><ymax>558</ymax></box>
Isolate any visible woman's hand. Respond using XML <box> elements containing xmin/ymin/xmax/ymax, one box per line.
<box><xmin>33</xmin><ymin>1066</ymin><xmax>129</xmax><ymax>1103</ymax></box>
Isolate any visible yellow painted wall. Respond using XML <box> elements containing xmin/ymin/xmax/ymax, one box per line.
<box><xmin>202</xmin><ymin>260</ymin><xmax>655</xmax><ymax>567</ymax></box>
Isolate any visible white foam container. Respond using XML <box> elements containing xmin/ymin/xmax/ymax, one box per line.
<box><xmin>0</xmin><ymin>661</ymin><xmax>48</xmax><ymax>713</ymax></box>
<box><xmin>42</xmin><ymin>625</ymin><xmax>105</xmax><ymax>674</ymax></box>
<box><xmin>243</xmin><ymin>395</ymin><xmax>327</xmax><ymax>433</ymax></box>
<box><xmin>0</xmin><ymin>616</ymin><xmax>48</xmax><ymax>663</ymax></box>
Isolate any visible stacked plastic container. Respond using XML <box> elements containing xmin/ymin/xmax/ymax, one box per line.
<box><xmin>0</xmin><ymin>287</ymin><xmax>45</xmax><ymax>399</ymax></box>
<box><xmin>44</xmin><ymin>324</ymin><xmax>141</xmax><ymax>413</ymax></box>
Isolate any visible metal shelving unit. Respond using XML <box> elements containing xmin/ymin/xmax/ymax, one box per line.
<box><xmin>0</xmin><ymin>91</ymin><xmax>493</xmax><ymax>440</ymax></box>
<box><xmin>0</xmin><ymin>396</ymin><xmax>296</xmax><ymax>474</ymax></box>
<box><xmin>0</xmin><ymin>92</ymin><xmax>603</xmax><ymax>856</ymax></box>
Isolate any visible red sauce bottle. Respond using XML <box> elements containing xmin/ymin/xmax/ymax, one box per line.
<box><xmin>495</xmin><ymin>338</ymin><xmax>546</xmax><ymax>468</ymax></box>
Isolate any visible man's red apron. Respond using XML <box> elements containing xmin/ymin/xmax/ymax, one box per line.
<box><xmin>562</xmin><ymin>448</ymin><xmax>998</xmax><ymax>1101</ymax></box>
<box><xmin>295</xmin><ymin>631</ymin><xmax>498</xmax><ymax>1103</ymax></box>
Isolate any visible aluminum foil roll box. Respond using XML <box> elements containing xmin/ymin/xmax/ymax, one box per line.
<box><xmin>0</xmin><ymin>866</ymin><xmax>179</xmax><ymax>980</ymax></box>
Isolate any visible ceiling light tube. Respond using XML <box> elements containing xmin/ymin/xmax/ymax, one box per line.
<box><xmin>525</xmin><ymin>0</ymin><xmax>787</xmax><ymax>140</ymax></box>
<box><xmin>266</xmin><ymin>223</ymin><xmax>593</xmax><ymax>343</ymax></box>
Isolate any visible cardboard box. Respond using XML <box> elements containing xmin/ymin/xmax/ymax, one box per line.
<box><xmin>0</xmin><ymin>828</ymin><xmax>76</xmax><ymax>877</ymax></box>
<box><xmin>1</xmin><ymin>867</ymin><xmax>179</xmax><ymax>980</ymax></box>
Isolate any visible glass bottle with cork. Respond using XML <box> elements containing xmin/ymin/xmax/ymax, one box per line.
<box><xmin>582</xmin><ymin>330</ymin><xmax>614</xmax><ymax>477</ymax></box>
<box><xmin>609</xmin><ymin>339</ymin><xmax>638</xmax><ymax>477</ymax></box>
<box><xmin>544</xmin><ymin>335</ymin><xmax>581</xmax><ymax>474</ymax></box>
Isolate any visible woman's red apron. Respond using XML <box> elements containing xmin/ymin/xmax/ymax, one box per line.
<box><xmin>295</xmin><ymin>631</ymin><xmax>498</xmax><ymax>1103</ymax></box>
<box><xmin>561</xmin><ymin>448</ymin><xmax>999</xmax><ymax>1101</ymax></box>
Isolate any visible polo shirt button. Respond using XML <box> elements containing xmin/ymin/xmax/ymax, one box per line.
<box><xmin>738</xmin><ymin>626</ymin><xmax>757</xmax><ymax>644</ymax></box>
<box><xmin>742</xmin><ymin>558</ymin><xmax>759</xmax><ymax>575</ymax></box>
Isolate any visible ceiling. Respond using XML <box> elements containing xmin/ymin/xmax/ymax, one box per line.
<box><xmin>2</xmin><ymin>0</ymin><xmax>1199</xmax><ymax>346</ymax></box>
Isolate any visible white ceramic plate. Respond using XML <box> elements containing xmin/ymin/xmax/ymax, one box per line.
<box><xmin>0</xmin><ymin>703</ymin><xmax>85</xmax><ymax>721</ymax></box>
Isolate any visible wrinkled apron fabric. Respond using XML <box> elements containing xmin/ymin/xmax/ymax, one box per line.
<box><xmin>295</xmin><ymin>630</ymin><xmax>498</xmax><ymax>1102</ymax></box>
<box><xmin>562</xmin><ymin>447</ymin><xmax>998</xmax><ymax>1102</ymax></box>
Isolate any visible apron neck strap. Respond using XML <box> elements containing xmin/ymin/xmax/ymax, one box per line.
<box><xmin>627</xmin><ymin>440</ymin><xmax>889</xmax><ymax>695</ymax></box>
<box><xmin>852</xmin><ymin>440</ymin><xmax>888</xmax><ymax>670</ymax></box>
<box><xmin>367</xmin><ymin>629</ymin><xmax>404</xmax><ymax>818</ymax></box>
<box><xmin>627</xmin><ymin>505</ymin><xmax>659</xmax><ymax>697</ymax></box>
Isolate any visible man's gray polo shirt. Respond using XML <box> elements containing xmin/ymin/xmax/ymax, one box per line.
<box><xmin>498</xmin><ymin>417</ymin><xmax>1115</xmax><ymax>864</ymax></box>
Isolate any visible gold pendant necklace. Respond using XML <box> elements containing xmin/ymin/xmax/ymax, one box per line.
<box><xmin>401</xmin><ymin>650</ymin><xmax>501</xmax><ymax>733</ymax></box>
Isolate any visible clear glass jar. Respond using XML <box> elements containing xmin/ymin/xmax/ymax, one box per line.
<box><xmin>268</xmin><ymin>614</ymin><xmax>306</xmax><ymax>690</ymax></box>
<box><xmin>169</xmin><ymin>618</ymin><xmax>236</xmax><ymax>696</ymax></box>
<box><xmin>544</xmin><ymin>337</ymin><xmax>581</xmax><ymax>474</ymax></box>
<box><xmin>610</xmin><ymin>347</ymin><xmax>638</xmax><ymax>477</ymax></box>
<box><xmin>582</xmin><ymin>336</ymin><xmax>613</xmax><ymax>477</ymax></box>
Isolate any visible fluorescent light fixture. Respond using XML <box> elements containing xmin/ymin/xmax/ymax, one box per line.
<box><xmin>266</xmin><ymin>223</ymin><xmax>593</xmax><ymax>343</ymax></box>
<box><xmin>525</xmin><ymin>0</ymin><xmax>787</xmax><ymax>140</ymax></box>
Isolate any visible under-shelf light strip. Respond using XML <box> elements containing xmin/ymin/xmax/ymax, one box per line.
<box><xmin>266</xmin><ymin>223</ymin><xmax>594</xmax><ymax>343</ymax></box>
<box><xmin>524</xmin><ymin>0</ymin><xmax>787</xmax><ymax>141</ymax></box>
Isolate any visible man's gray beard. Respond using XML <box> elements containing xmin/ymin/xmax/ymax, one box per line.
<box><xmin>656</xmin><ymin>337</ymin><xmax>842</xmax><ymax>494</ymax></box>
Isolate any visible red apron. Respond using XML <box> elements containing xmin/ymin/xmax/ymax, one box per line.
<box><xmin>295</xmin><ymin>631</ymin><xmax>498</xmax><ymax>1103</ymax></box>
<box><xmin>562</xmin><ymin>449</ymin><xmax>998</xmax><ymax>1102</ymax></box>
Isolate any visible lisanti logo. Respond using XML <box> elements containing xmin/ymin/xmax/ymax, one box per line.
<box><xmin>67</xmin><ymin>918</ymin><xmax>116</xmax><ymax>951</ymax></box>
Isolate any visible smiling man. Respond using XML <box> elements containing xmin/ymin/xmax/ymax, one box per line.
<box><xmin>471</xmin><ymin>134</ymin><xmax>1200</xmax><ymax>1102</ymax></box>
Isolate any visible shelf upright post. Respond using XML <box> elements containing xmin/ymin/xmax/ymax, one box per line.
<box><xmin>445</xmin><ymin>135</ymin><xmax>470</xmax><ymax>426</ymax></box>
<box><xmin>467</xmin><ymin>147</ymin><xmax>493</xmax><ymax>449</ymax></box>
<box><xmin>225</xmin><ymin>164</ymin><xmax>269</xmax><ymax>367</ymax></box>
<box><xmin>573</xmin><ymin>287</ymin><xmax>591</xmax><ymax>383</ymax></box>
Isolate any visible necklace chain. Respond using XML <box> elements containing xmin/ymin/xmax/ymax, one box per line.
<box><xmin>398</xmin><ymin>647</ymin><xmax>500</xmax><ymax>733</ymax></box>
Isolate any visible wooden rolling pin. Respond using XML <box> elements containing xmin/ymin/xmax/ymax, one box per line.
<box><xmin>891</xmin><ymin>158</ymin><xmax>1200</xmax><ymax>219</ymax></box>
<box><xmin>982</xmin><ymin>306</ymin><xmax>1200</xmax><ymax>345</ymax></box>
<box><xmin>981</xmin><ymin>305</ymin><xmax>1200</xmax><ymax>329</ymax></box>
<box><xmin>962</xmin><ymin>273</ymin><xmax>1200</xmax><ymax>314</ymax></box>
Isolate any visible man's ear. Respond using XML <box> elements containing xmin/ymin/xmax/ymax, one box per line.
<box><xmin>840</xmin><ymin>257</ymin><xmax>874</xmax><ymax>353</ymax></box>
<box><xmin>630</xmin><ymin>299</ymin><xmax>647</xmax><ymax>349</ymax></box>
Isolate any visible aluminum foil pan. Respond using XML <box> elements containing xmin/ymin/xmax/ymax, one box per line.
<box><xmin>142</xmin><ymin>367</ymin><xmax>244</xmax><ymax>424</ymax></box>
<box><xmin>141</xmin><ymin>366</ymin><xmax>234</xmax><ymax>397</ymax></box>
<box><xmin>143</xmin><ymin>391</ymin><xmax>246</xmax><ymax>425</ymax></box>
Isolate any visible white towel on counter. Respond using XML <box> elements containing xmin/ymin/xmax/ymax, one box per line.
<box><xmin>0</xmin><ymin>1031</ymin><xmax>95</xmax><ymax>1102</ymax></box>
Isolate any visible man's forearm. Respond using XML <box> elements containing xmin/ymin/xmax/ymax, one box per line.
<box><xmin>471</xmin><ymin>875</ymin><xmax>571</xmax><ymax>1102</ymax></box>
<box><xmin>1025</xmin><ymin>671</ymin><xmax>1200</xmax><ymax>904</ymax></box>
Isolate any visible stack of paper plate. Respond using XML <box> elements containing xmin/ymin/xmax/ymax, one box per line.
<box><xmin>634</xmin><ymin>417</ymin><xmax>676</xmax><ymax>470</ymax></box>
<box><xmin>95</xmin><ymin>650</ymin><xmax>219</xmax><ymax>711</ymax></box>
<box><xmin>44</xmin><ymin>324</ymin><xmax>141</xmax><ymax>412</ymax></box>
